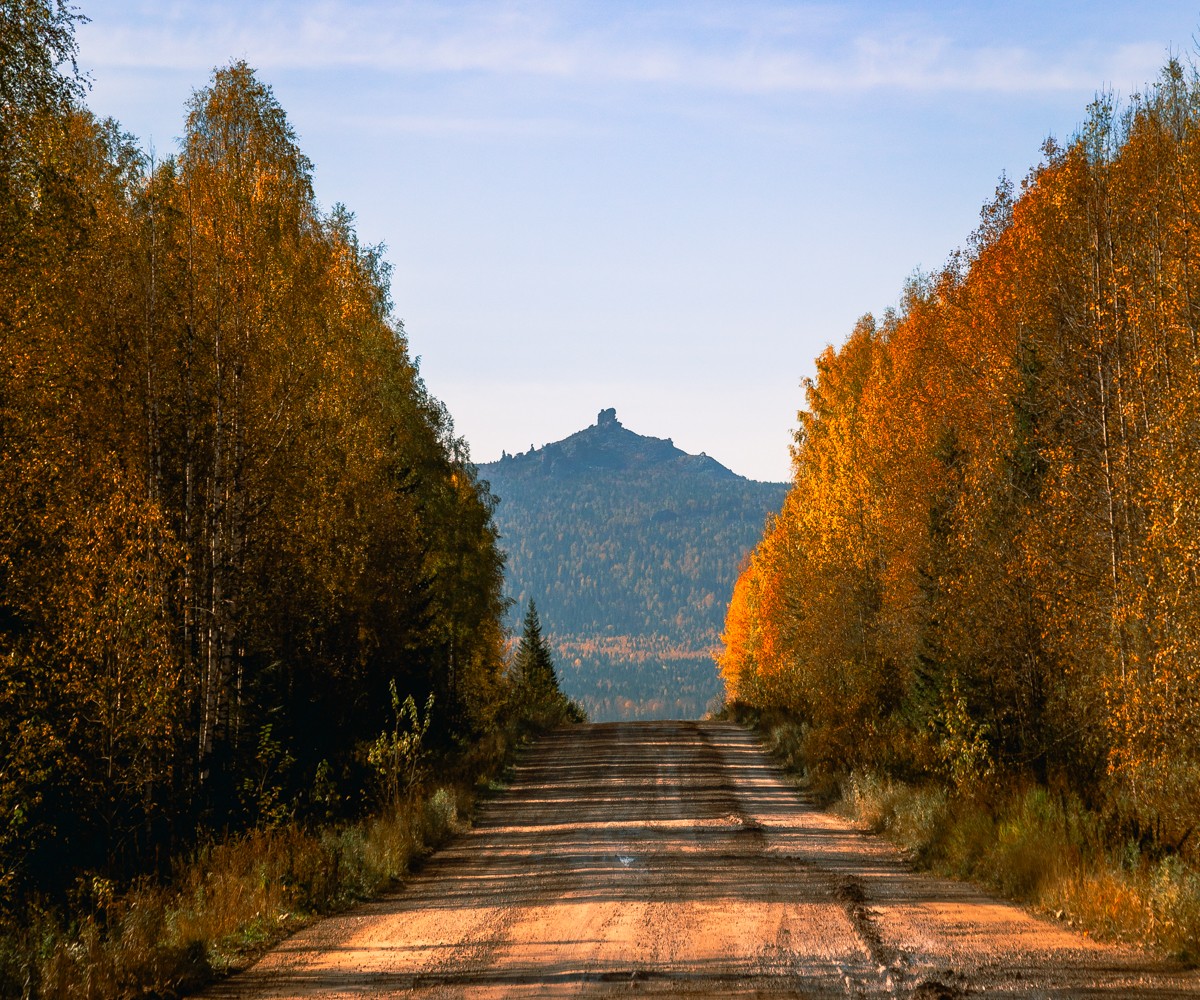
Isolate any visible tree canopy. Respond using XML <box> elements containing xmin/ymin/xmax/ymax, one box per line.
<box><xmin>0</xmin><ymin>18</ymin><xmax>510</xmax><ymax>916</ymax></box>
<box><xmin>721</xmin><ymin>61</ymin><xmax>1200</xmax><ymax>855</ymax></box>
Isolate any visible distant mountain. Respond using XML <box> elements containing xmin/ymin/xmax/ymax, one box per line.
<box><xmin>478</xmin><ymin>408</ymin><xmax>788</xmax><ymax>721</ymax></box>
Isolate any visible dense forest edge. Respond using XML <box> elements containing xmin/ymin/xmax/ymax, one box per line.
<box><xmin>718</xmin><ymin>58</ymin><xmax>1200</xmax><ymax>961</ymax></box>
<box><xmin>0</xmin><ymin>5</ymin><xmax>580</xmax><ymax>997</ymax></box>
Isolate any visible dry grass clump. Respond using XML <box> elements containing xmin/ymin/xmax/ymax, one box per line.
<box><xmin>734</xmin><ymin>706</ymin><xmax>1200</xmax><ymax>963</ymax></box>
<box><xmin>835</xmin><ymin>773</ymin><xmax>1200</xmax><ymax>962</ymax></box>
<box><xmin>1051</xmin><ymin>852</ymin><xmax>1200</xmax><ymax>960</ymax></box>
<box><xmin>15</xmin><ymin>786</ymin><xmax>465</xmax><ymax>1000</ymax></box>
<box><xmin>836</xmin><ymin>772</ymin><xmax>949</xmax><ymax>851</ymax></box>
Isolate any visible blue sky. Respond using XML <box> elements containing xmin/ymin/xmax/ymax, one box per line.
<box><xmin>76</xmin><ymin>2</ymin><xmax>1200</xmax><ymax>481</ymax></box>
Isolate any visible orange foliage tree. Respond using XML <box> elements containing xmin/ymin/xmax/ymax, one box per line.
<box><xmin>0</xmin><ymin>16</ymin><xmax>509</xmax><ymax>910</ymax></box>
<box><xmin>721</xmin><ymin>59</ymin><xmax>1200</xmax><ymax>845</ymax></box>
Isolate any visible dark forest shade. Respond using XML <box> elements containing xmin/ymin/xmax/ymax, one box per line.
<box><xmin>0</xmin><ymin>40</ymin><xmax>509</xmax><ymax>913</ymax></box>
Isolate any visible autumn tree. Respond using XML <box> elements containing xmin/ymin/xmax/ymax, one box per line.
<box><xmin>0</xmin><ymin>14</ymin><xmax>515</xmax><ymax>918</ymax></box>
<box><xmin>721</xmin><ymin>58</ymin><xmax>1200</xmax><ymax>849</ymax></box>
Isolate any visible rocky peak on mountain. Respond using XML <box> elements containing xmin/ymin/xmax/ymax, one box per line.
<box><xmin>492</xmin><ymin>408</ymin><xmax>739</xmax><ymax>481</ymax></box>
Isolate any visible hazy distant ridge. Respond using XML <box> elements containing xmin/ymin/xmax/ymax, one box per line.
<box><xmin>479</xmin><ymin>408</ymin><xmax>787</xmax><ymax>720</ymax></box>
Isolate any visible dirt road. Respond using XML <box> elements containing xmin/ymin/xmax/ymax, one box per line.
<box><xmin>204</xmin><ymin>722</ymin><xmax>1199</xmax><ymax>998</ymax></box>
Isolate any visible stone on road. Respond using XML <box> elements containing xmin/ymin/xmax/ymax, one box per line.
<box><xmin>202</xmin><ymin>721</ymin><xmax>1200</xmax><ymax>998</ymax></box>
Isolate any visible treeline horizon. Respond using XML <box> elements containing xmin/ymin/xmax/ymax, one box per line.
<box><xmin>1</xmin><ymin>3</ymin><xmax>512</xmax><ymax>921</ymax></box>
<box><xmin>721</xmin><ymin>58</ymin><xmax>1200</xmax><ymax>857</ymax></box>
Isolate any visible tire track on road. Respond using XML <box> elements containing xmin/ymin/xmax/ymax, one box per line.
<box><xmin>204</xmin><ymin>722</ymin><xmax>1200</xmax><ymax>1000</ymax></box>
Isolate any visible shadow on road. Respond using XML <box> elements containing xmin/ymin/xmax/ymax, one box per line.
<box><xmin>201</xmin><ymin>722</ymin><xmax>1200</xmax><ymax>1000</ymax></box>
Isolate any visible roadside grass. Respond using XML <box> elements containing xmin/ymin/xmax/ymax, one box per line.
<box><xmin>3</xmin><ymin>785</ymin><xmax>471</xmax><ymax>1000</ymax></box>
<box><xmin>737</xmin><ymin>708</ymin><xmax>1200</xmax><ymax>964</ymax></box>
<box><xmin>3</xmin><ymin>705</ymin><xmax>581</xmax><ymax>1000</ymax></box>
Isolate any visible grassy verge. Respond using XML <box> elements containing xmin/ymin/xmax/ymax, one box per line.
<box><xmin>2</xmin><ymin>784</ymin><xmax>468</xmax><ymax>1000</ymax></box>
<box><xmin>743</xmin><ymin>708</ymin><xmax>1200</xmax><ymax>964</ymax></box>
<box><xmin>0</xmin><ymin>689</ymin><xmax>583</xmax><ymax>999</ymax></box>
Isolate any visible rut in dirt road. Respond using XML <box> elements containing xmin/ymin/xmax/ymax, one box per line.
<box><xmin>203</xmin><ymin>722</ymin><xmax>1200</xmax><ymax>999</ymax></box>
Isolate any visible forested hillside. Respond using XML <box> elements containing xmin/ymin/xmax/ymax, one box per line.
<box><xmin>481</xmin><ymin>408</ymin><xmax>787</xmax><ymax>719</ymax></box>
<box><xmin>720</xmin><ymin>61</ymin><xmax>1200</xmax><ymax>950</ymax></box>
<box><xmin>0</xmin><ymin>1</ymin><xmax>511</xmax><ymax>963</ymax></box>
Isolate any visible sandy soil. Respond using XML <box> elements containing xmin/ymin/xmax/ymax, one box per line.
<box><xmin>201</xmin><ymin>721</ymin><xmax>1200</xmax><ymax>998</ymax></box>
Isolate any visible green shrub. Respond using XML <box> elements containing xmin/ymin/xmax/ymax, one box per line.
<box><xmin>422</xmin><ymin>788</ymin><xmax>459</xmax><ymax>847</ymax></box>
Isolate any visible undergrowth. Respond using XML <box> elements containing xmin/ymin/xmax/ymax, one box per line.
<box><xmin>1</xmin><ymin>693</ymin><xmax>581</xmax><ymax>1000</ymax></box>
<box><xmin>738</xmin><ymin>706</ymin><xmax>1200</xmax><ymax>964</ymax></box>
<box><xmin>1</xmin><ymin>785</ymin><xmax>471</xmax><ymax>1000</ymax></box>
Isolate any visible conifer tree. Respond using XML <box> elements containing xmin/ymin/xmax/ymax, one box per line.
<box><xmin>512</xmin><ymin>601</ymin><xmax>585</xmax><ymax>727</ymax></box>
<box><xmin>514</xmin><ymin>601</ymin><xmax>558</xmax><ymax>702</ymax></box>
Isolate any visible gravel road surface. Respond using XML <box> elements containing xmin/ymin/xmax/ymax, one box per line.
<box><xmin>203</xmin><ymin>721</ymin><xmax>1200</xmax><ymax>998</ymax></box>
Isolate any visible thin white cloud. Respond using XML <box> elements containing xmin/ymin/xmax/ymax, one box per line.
<box><xmin>332</xmin><ymin>111</ymin><xmax>596</xmax><ymax>138</ymax></box>
<box><xmin>76</xmin><ymin>1</ymin><xmax>1174</xmax><ymax>97</ymax></box>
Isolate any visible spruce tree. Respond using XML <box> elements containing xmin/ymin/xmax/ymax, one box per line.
<box><xmin>515</xmin><ymin>601</ymin><xmax>556</xmax><ymax>702</ymax></box>
<box><xmin>512</xmin><ymin>601</ymin><xmax>585</xmax><ymax>726</ymax></box>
